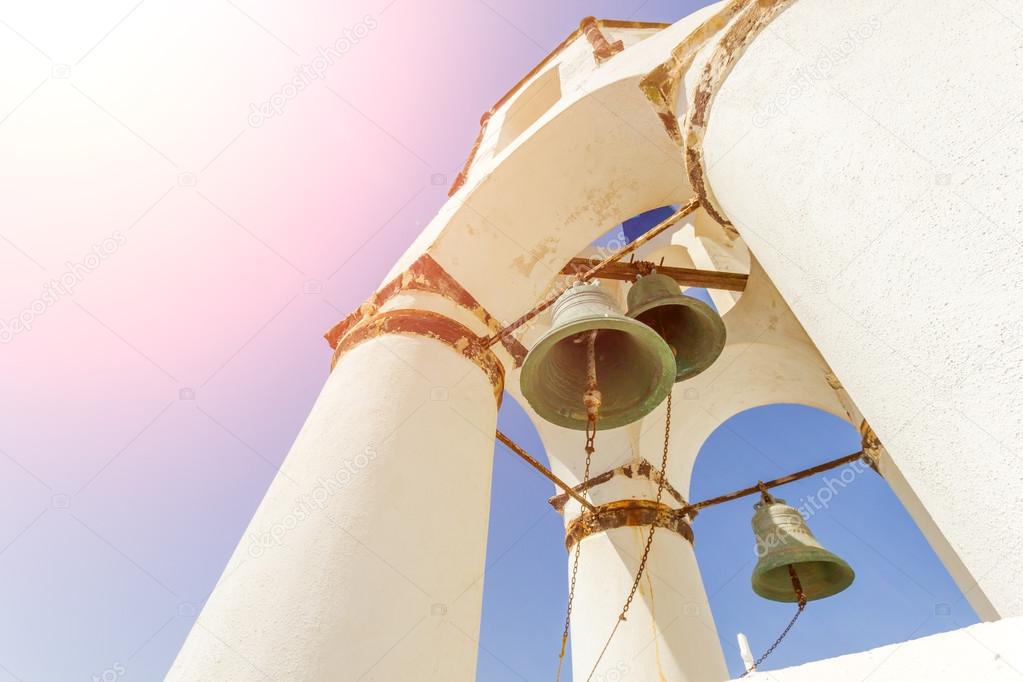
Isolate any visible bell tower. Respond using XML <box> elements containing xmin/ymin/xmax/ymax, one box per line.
<box><xmin>168</xmin><ymin>4</ymin><xmax>1023</xmax><ymax>680</ymax></box>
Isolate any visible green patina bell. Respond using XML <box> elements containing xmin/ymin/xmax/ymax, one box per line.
<box><xmin>751</xmin><ymin>497</ymin><xmax>855</xmax><ymax>602</ymax></box>
<box><xmin>520</xmin><ymin>281</ymin><xmax>675</xmax><ymax>430</ymax></box>
<box><xmin>626</xmin><ymin>272</ymin><xmax>726</xmax><ymax>382</ymax></box>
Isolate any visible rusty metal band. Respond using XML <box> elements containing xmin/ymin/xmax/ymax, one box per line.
<box><xmin>330</xmin><ymin>309</ymin><xmax>505</xmax><ymax>406</ymax></box>
<box><xmin>684</xmin><ymin>0</ymin><xmax>798</xmax><ymax>227</ymax></box>
<box><xmin>564</xmin><ymin>500</ymin><xmax>693</xmax><ymax>551</ymax></box>
<box><xmin>325</xmin><ymin>253</ymin><xmax>527</xmax><ymax>367</ymax></box>
<box><xmin>548</xmin><ymin>459</ymin><xmax>688</xmax><ymax>512</ymax></box>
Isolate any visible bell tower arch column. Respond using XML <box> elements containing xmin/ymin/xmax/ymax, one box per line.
<box><xmin>168</xmin><ymin>266</ymin><xmax>509</xmax><ymax>681</ymax></box>
<box><xmin>532</xmin><ymin>420</ymin><xmax>728</xmax><ymax>682</ymax></box>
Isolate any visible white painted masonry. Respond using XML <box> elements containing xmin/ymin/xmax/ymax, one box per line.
<box><xmin>171</xmin><ymin>2</ymin><xmax>1023</xmax><ymax>679</ymax></box>
<box><xmin>168</xmin><ymin>329</ymin><xmax>499</xmax><ymax>680</ymax></box>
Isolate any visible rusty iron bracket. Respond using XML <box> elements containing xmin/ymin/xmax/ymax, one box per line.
<box><xmin>495</xmin><ymin>430</ymin><xmax>596</xmax><ymax>512</ymax></box>
<box><xmin>565</xmin><ymin>499</ymin><xmax>694</xmax><ymax>551</ymax></box>
<box><xmin>548</xmin><ymin>459</ymin><xmax>688</xmax><ymax>512</ymax></box>
<box><xmin>560</xmin><ymin>258</ymin><xmax>747</xmax><ymax>291</ymax></box>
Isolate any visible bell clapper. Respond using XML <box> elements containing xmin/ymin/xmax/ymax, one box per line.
<box><xmin>582</xmin><ymin>329</ymin><xmax>602</xmax><ymax>454</ymax></box>
<box><xmin>787</xmin><ymin>564</ymin><xmax>808</xmax><ymax>608</ymax></box>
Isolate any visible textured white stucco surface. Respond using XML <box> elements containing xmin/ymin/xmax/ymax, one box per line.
<box><xmin>700</xmin><ymin>0</ymin><xmax>1023</xmax><ymax>617</ymax></box>
<box><xmin>168</xmin><ymin>333</ymin><xmax>498</xmax><ymax>680</ymax></box>
<box><xmin>742</xmin><ymin>616</ymin><xmax>1023</xmax><ymax>681</ymax></box>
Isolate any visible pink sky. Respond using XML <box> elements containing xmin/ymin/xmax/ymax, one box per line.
<box><xmin>0</xmin><ymin>2</ymin><xmax>716</xmax><ymax>679</ymax></box>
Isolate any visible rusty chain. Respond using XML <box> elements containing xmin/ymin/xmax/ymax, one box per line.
<box><xmin>740</xmin><ymin>565</ymin><xmax>808</xmax><ymax>676</ymax></box>
<box><xmin>556</xmin><ymin>331</ymin><xmax>601</xmax><ymax>682</ymax></box>
<box><xmin>586</xmin><ymin>391</ymin><xmax>673</xmax><ymax>682</ymax></box>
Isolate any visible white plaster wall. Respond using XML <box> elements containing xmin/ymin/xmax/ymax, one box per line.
<box><xmin>741</xmin><ymin>616</ymin><xmax>1023</xmax><ymax>681</ymax></box>
<box><xmin>698</xmin><ymin>0</ymin><xmax>1023</xmax><ymax>616</ymax></box>
<box><xmin>570</xmin><ymin>525</ymin><xmax>727</xmax><ymax>682</ymax></box>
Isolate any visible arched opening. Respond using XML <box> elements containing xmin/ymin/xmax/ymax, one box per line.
<box><xmin>690</xmin><ymin>403</ymin><xmax>979</xmax><ymax>676</ymax></box>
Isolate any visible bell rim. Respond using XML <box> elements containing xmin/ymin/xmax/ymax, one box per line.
<box><xmin>626</xmin><ymin>294</ymin><xmax>726</xmax><ymax>381</ymax></box>
<box><xmin>520</xmin><ymin>313</ymin><xmax>676</xmax><ymax>431</ymax></box>
<box><xmin>751</xmin><ymin>554</ymin><xmax>856</xmax><ymax>603</ymax></box>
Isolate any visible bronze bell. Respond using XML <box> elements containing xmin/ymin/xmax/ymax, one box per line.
<box><xmin>520</xmin><ymin>281</ymin><xmax>676</xmax><ymax>430</ymax></box>
<box><xmin>626</xmin><ymin>272</ymin><xmax>726</xmax><ymax>382</ymax></box>
<box><xmin>751</xmin><ymin>497</ymin><xmax>855</xmax><ymax>602</ymax></box>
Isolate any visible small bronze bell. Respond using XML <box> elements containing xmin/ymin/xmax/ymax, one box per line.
<box><xmin>751</xmin><ymin>497</ymin><xmax>855</xmax><ymax>602</ymax></box>
<box><xmin>626</xmin><ymin>272</ymin><xmax>726</xmax><ymax>382</ymax></box>
<box><xmin>520</xmin><ymin>281</ymin><xmax>676</xmax><ymax>430</ymax></box>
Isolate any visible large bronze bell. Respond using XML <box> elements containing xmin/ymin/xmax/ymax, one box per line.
<box><xmin>626</xmin><ymin>272</ymin><xmax>726</xmax><ymax>382</ymax></box>
<box><xmin>751</xmin><ymin>498</ymin><xmax>855</xmax><ymax>602</ymax></box>
<box><xmin>520</xmin><ymin>281</ymin><xmax>676</xmax><ymax>430</ymax></box>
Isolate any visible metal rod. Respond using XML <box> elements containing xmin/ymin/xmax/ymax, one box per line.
<box><xmin>495</xmin><ymin>430</ymin><xmax>597</xmax><ymax>512</ymax></box>
<box><xmin>559</xmin><ymin>258</ymin><xmax>748</xmax><ymax>291</ymax></box>
<box><xmin>685</xmin><ymin>450</ymin><xmax>865</xmax><ymax>513</ymax></box>
<box><xmin>484</xmin><ymin>197</ymin><xmax>700</xmax><ymax>347</ymax></box>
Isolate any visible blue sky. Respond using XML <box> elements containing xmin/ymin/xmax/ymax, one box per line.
<box><xmin>476</xmin><ymin>211</ymin><xmax>978</xmax><ymax>680</ymax></box>
<box><xmin>479</xmin><ymin>400</ymin><xmax>978</xmax><ymax>681</ymax></box>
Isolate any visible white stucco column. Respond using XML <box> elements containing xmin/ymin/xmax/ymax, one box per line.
<box><xmin>691</xmin><ymin>0</ymin><xmax>1023</xmax><ymax>618</ymax></box>
<box><xmin>533</xmin><ymin>421</ymin><xmax>728</xmax><ymax>682</ymax></box>
<box><xmin>167</xmin><ymin>309</ymin><xmax>502</xmax><ymax>680</ymax></box>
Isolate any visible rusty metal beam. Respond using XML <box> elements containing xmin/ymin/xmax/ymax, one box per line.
<box><xmin>686</xmin><ymin>450</ymin><xmax>866</xmax><ymax>513</ymax></box>
<box><xmin>485</xmin><ymin>198</ymin><xmax>700</xmax><ymax>347</ymax></box>
<box><xmin>495</xmin><ymin>430</ymin><xmax>597</xmax><ymax>512</ymax></box>
<box><xmin>560</xmin><ymin>258</ymin><xmax>748</xmax><ymax>292</ymax></box>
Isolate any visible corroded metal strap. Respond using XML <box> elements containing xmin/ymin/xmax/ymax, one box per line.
<box><xmin>564</xmin><ymin>500</ymin><xmax>693</xmax><ymax>551</ymax></box>
<box><xmin>325</xmin><ymin>252</ymin><xmax>527</xmax><ymax>367</ymax></box>
<box><xmin>548</xmin><ymin>459</ymin><xmax>688</xmax><ymax>512</ymax></box>
<box><xmin>331</xmin><ymin>309</ymin><xmax>505</xmax><ymax>405</ymax></box>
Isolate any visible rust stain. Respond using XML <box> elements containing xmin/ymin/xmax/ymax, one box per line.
<box><xmin>639</xmin><ymin>0</ymin><xmax>751</xmax><ymax>147</ymax></box>
<box><xmin>448</xmin><ymin>111</ymin><xmax>492</xmax><ymax>197</ymax></box>
<box><xmin>860</xmin><ymin>420</ymin><xmax>883</xmax><ymax>473</ymax></box>
<box><xmin>549</xmin><ymin>459</ymin><xmax>688</xmax><ymax>512</ymax></box>
<box><xmin>510</xmin><ymin>236</ymin><xmax>558</xmax><ymax>278</ymax></box>
<box><xmin>449</xmin><ymin>18</ymin><xmax>670</xmax><ymax>197</ymax></box>
<box><xmin>565</xmin><ymin>499</ymin><xmax>693</xmax><ymax>550</ymax></box>
<box><xmin>324</xmin><ymin>252</ymin><xmax>527</xmax><ymax>366</ymax></box>
<box><xmin>645</xmin><ymin>569</ymin><xmax>669</xmax><ymax>682</ymax></box>
<box><xmin>331</xmin><ymin>309</ymin><xmax>505</xmax><ymax>406</ymax></box>
<box><xmin>684</xmin><ymin>0</ymin><xmax>799</xmax><ymax>227</ymax></box>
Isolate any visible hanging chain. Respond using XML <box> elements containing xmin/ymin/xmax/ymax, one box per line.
<box><xmin>556</xmin><ymin>442</ymin><xmax>592</xmax><ymax>682</ymax></box>
<box><xmin>586</xmin><ymin>392</ymin><xmax>673</xmax><ymax>682</ymax></box>
<box><xmin>556</xmin><ymin>331</ymin><xmax>600</xmax><ymax>682</ymax></box>
<box><xmin>740</xmin><ymin>565</ymin><xmax>808</xmax><ymax>677</ymax></box>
